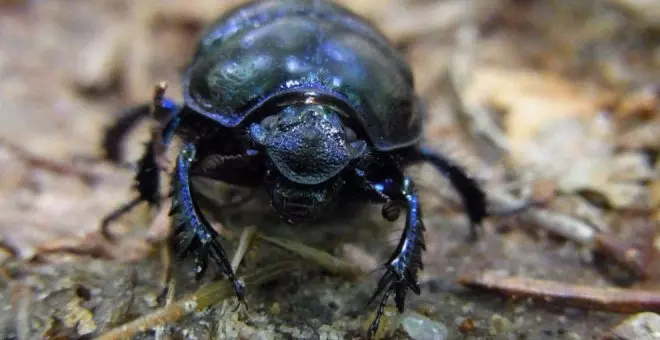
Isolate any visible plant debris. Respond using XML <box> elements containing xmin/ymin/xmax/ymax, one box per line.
<box><xmin>97</xmin><ymin>261</ymin><xmax>301</xmax><ymax>340</ymax></box>
<box><xmin>458</xmin><ymin>270</ymin><xmax>660</xmax><ymax>314</ymax></box>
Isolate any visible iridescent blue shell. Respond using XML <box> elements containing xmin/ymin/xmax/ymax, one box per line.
<box><xmin>183</xmin><ymin>0</ymin><xmax>423</xmax><ymax>150</ymax></box>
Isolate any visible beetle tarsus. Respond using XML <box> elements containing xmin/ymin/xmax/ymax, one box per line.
<box><xmin>171</xmin><ymin>143</ymin><xmax>245</xmax><ymax>302</ymax></box>
<box><xmin>366</xmin><ymin>288</ymin><xmax>392</xmax><ymax>339</ymax></box>
<box><xmin>100</xmin><ymin>196</ymin><xmax>143</xmax><ymax>240</ymax></box>
<box><xmin>100</xmin><ymin>138</ymin><xmax>163</xmax><ymax>241</ymax></box>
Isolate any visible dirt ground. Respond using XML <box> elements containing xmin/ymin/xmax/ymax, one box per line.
<box><xmin>1</xmin><ymin>0</ymin><xmax>660</xmax><ymax>339</ymax></box>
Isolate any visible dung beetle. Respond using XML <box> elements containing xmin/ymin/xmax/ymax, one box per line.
<box><xmin>100</xmin><ymin>0</ymin><xmax>487</xmax><ymax>337</ymax></box>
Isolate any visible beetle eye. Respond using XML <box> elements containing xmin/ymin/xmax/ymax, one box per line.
<box><xmin>344</xmin><ymin>126</ymin><xmax>357</xmax><ymax>142</ymax></box>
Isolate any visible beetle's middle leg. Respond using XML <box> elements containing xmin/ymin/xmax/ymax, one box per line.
<box><xmin>100</xmin><ymin>83</ymin><xmax>181</xmax><ymax>240</ymax></box>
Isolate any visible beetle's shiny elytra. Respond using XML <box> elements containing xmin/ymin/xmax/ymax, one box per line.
<box><xmin>185</xmin><ymin>0</ymin><xmax>423</xmax><ymax>150</ymax></box>
<box><xmin>100</xmin><ymin>1</ymin><xmax>487</xmax><ymax>338</ymax></box>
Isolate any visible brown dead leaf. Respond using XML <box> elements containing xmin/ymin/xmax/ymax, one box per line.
<box><xmin>406</xmin><ymin>43</ymin><xmax>452</xmax><ymax>97</ymax></box>
<box><xmin>651</xmin><ymin>179</ymin><xmax>660</xmax><ymax>223</ymax></box>
<box><xmin>462</xmin><ymin>66</ymin><xmax>651</xmax><ymax>208</ymax></box>
<box><xmin>145</xmin><ymin>198</ymin><xmax>172</xmax><ymax>244</ymax></box>
<box><xmin>616</xmin><ymin>117</ymin><xmax>660</xmax><ymax>150</ymax></box>
<box><xmin>603</xmin><ymin>312</ymin><xmax>660</xmax><ymax>340</ymax></box>
<box><xmin>615</xmin><ymin>85</ymin><xmax>659</xmax><ymax>121</ymax></box>
<box><xmin>73</xmin><ymin>24</ymin><xmax>128</xmax><ymax>92</ymax></box>
<box><xmin>606</xmin><ymin>0</ymin><xmax>660</xmax><ymax>30</ymax></box>
<box><xmin>558</xmin><ymin>152</ymin><xmax>652</xmax><ymax>209</ymax></box>
<box><xmin>463</xmin><ymin>67</ymin><xmax>604</xmax><ymax>158</ymax></box>
<box><xmin>42</xmin><ymin>317</ymin><xmax>81</xmax><ymax>340</ymax></box>
<box><xmin>63</xmin><ymin>297</ymin><xmax>97</xmax><ymax>336</ymax></box>
<box><xmin>152</xmin><ymin>0</ymin><xmax>244</xmax><ymax>24</ymax></box>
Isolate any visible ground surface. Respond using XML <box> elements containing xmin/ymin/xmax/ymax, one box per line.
<box><xmin>1</xmin><ymin>0</ymin><xmax>660</xmax><ymax>339</ymax></box>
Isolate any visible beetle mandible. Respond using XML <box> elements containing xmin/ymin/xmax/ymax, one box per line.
<box><xmin>100</xmin><ymin>0</ymin><xmax>487</xmax><ymax>337</ymax></box>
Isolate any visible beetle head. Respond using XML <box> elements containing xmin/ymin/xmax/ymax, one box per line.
<box><xmin>249</xmin><ymin>103</ymin><xmax>366</xmax><ymax>185</ymax></box>
<box><xmin>249</xmin><ymin>103</ymin><xmax>366</xmax><ymax>223</ymax></box>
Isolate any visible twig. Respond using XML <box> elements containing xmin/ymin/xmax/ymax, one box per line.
<box><xmin>594</xmin><ymin>217</ymin><xmax>657</xmax><ymax>279</ymax></box>
<box><xmin>448</xmin><ymin>17</ymin><xmax>512</xmax><ymax>153</ymax></box>
<box><xmin>154</xmin><ymin>246</ymin><xmax>175</xmax><ymax>340</ymax></box>
<box><xmin>0</xmin><ymin>136</ymin><xmax>99</xmax><ymax>185</ymax></box>
<box><xmin>256</xmin><ymin>233</ymin><xmax>363</xmax><ymax>280</ymax></box>
<box><xmin>488</xmin><ymin>189</ymin><xmax>597</xmax><ymax>246</ymax></box>
<box><xmin>96</xmin><ymin>260</ymin><xmax>300</xmax><ymax>340</ymax></box>
<box><xmin>489</xmin><ymin>190</ymin><xmax>658</xmax><ymax>278</ymax></box>
<box><xmin>30</xmin><ymin>232</ymin><xmax>145</xmax><ymax>262</ymax></box>
<box><xmin>155</xmin><ymin>240</ymin><xmax>175</xmax><ymax>306</ymax></box>
<box><xmin>232</xmin><ymin>226</ymin><xmax>256</xmax><ymax>273</ymax></box>
<box><xmin>458</xmin><ymin>270</ymin><xmax>660</xmax><ymax>313</ymax></box>
<box><xmin>0</xmin><ymin>238</ymin><xmax>18</xmax><ymax>259</ymax></box>
<box><xmin>11</xmin><ymin>284</ymin><xmax>33</xmax><ymax>340</ymax></box>
<box><xmin>97</xmin><ymin>219</ymin><xmax>362</xmax><ymax>339</ymax></box>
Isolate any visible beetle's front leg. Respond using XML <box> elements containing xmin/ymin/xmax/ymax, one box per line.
<box><xmin>355</xmin><ymin>170</ymin><xmax>425</xmax><ymax>338</ymax></box>
<box><xmin>171</xmin><ymin>142</ymin><xmax>245</xmax><ymax>302</ymax></box>
<box><xmin>100</xmin><ymin>83</ymin><xmax>181</xmax><ymax>240</ymax></box>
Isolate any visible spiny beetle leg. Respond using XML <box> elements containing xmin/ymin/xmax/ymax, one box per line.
<box><xmin>102</xmin><ymin>82</ymin><xmax>180</xmax><ymax>164</ymax></box>
<box><xmin>100</xmin><ymin>83</ymin><xmax>181</xmax><ymax>240</ymax></box>
<box><xmin>102</xmin><ymin>103</ymin><xmax>151</xmax><ymax>164</ymax></box>
<box><xmin>170</xmin><ymin>143</ymin><xmax>245</xmax><ymax>302</ymax></box>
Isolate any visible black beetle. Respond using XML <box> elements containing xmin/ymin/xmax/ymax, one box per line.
<box><xmin>100</xmin><ymin>0</ymin><xmax>487</xmax><ymax>337</ymax></box>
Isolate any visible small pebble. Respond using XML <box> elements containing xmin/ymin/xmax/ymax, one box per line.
<box><xmin>605</xmin><ymin>312</ymin><xmax>660</xmax><ymax>340</ymax></box>
<box><xmin>565</xmin><ymin>332</ymin><xmax>581</xmax><ymax>340</ymax></box>
<box><xmin>363</xmin><ymin>307</ymin><xmax>398</xmax><ymax>339</ymax></box>
<box><xmin>400</xmin><ymin>311</ymin><xmax>448</xmax><ymax>340</ymax></box>
<box><xmin>269</xmin><ymin>302</ymin><xmax>281</xmax><ymax>316</ymax></box>
<box><xmin>457</xmin><ymin>317</ymin><xmax>476</xmax><ymax>334</ymax></box>
<box><xmin>461</xmin><ymin>302</ymin><xmax>474</xmax><ymax>314</ymax></box>
<box><xmin>489</xmin><ymin>314</ymin><xmax>512</xmax><ymax>335</ymax></box>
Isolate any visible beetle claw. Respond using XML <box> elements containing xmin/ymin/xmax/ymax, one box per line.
<box><xmin>366</xmin><ymin>260</ymin><xmax>421</xmax><ymax>339</ymax></box>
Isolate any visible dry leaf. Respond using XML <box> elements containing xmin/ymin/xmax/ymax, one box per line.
<box><xmin>462</xmin><ymin>66</ymin><xmax>651</xmax><ymax>208</ymax></box>
<box><xmin>606</xmin><ymin>0</ymin><xmax>660</xmax><ymax>30</ymax></box>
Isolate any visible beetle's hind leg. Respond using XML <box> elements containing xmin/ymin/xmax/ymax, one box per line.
<box><xmin>102</xmin><ymin>82</ymin><xmax>179</xmax><ymax>164</ymax></box>
<box><xmin>413</xmin><ymin>147</ymin><xmax>487</xmax><ymax>242</ymax></box>
<box><xmin>102</xmin><ymin>103</ymin><xmax>151</xmax><ymax>165</ymax></box>
<box><xmin>170</xmin><ymin>143</ymin><xmax>245</xmax><ymax>302</ymax></box>
<box><xmin>100</xmin><ymin>83</ymin><xmax>181</xmax><ymax>240</ymax></box>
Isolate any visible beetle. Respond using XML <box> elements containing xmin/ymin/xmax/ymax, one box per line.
<box><xmin>100</xmin><ymin>0</ymin><xmax>487</xmax><ymax>337</ymax></box>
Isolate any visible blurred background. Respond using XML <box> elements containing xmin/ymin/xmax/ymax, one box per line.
<box><xmin>0</xmin><ymin>0</ymin><xmax>659</xmax><ymax>339</ymax></box>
